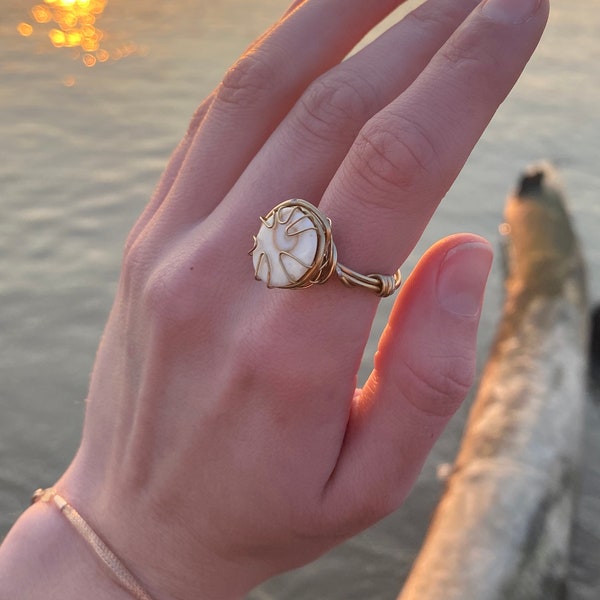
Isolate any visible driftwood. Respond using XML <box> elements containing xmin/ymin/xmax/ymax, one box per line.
<box><xmin>398</xmin><ymin>163</ymin><xmax>588</xmax><ymax>600</ymax></box>
<box><xmin>590</xmin><ymin>305</ymin><xmax>600</xmax><ymax>386</ymax></box>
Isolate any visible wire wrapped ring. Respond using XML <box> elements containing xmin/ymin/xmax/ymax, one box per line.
<box><xmin>250</xmin><ymin>199</ymin><xmax>402</xmax><ymax>298</ymax></box>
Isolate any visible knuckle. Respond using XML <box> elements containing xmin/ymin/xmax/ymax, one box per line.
<box><xmin>184</xmin><ymin>98</ymin><xmax>212</xmax><ymax>141</ymax></box>
<box><xmin>222</xmin><ymin>322</ymin><xmax>273</xmax><ymax>392</ymax></box>
<box><xmin>137</xmin><ymin>242</ymin><xmax>218</xmax><ymax>329</ymax></box>
<box><xmin>439</xmin><ymin>43</ymin><xmax>481</xmax><ymax>69</ymax></box>
<box><xmin>400</xmin><ymin>352</ymin><xmax>474</xmax><ymax>418</ymax></box>
<box><xmin>438</xmin><ymin>30</ymin><xmax>503</xmax><ymax>84</ymax></box>
<box><xmin>217</xmin><ymin>50</ymin><xmax>277</xmax><ymax>109</ymax></box>
<box><xmin>228</xmin><ymin>318</ymin><xmax>300</xmax><ymax>392</ymax></box>
<box><xmin>141</xmin><ymin>265</ymin><xmax>196</xmax><ymax>327</ymax></box>
<box><xmin>403</xmin><ymin>1</ymin><xmax>466</xmax><ymax>35</ymax></box>
<box><xmin>293</xmin><ymin>74</ymin><xmax>375</xmax><ymax>144</ymax></box>
<box><xmin>351</xmin><ymin>115</ymin><xmax>441</xmax><ymax>198</ymax></box>
<box><xmin>122</xmin><ymin>233</ymin><xmax>153</xmax><ymax>291</ymax></box>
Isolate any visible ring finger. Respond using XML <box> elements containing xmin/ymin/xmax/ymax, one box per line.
<box><xmin>220</xmin><ymin>0</ymin><xmax>548</xmax><ymax>286</ymax></box>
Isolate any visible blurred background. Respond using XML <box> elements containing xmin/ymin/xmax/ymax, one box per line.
<box><xmin>1</xmin><ymin>0</ymin><xmax>599</xmax><ymax>598</ymax></box>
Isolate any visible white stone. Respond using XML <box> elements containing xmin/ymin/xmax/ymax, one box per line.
<box><xmin>252</xmin><ymin>206</ymin><xmax>318</xmax><ymax>287</ymax></box>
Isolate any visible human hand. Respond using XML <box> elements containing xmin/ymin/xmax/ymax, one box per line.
<box><xmin>38</xmin><ymin>0</ymin><xmax>548</xmax><ymax>598</ymax></box>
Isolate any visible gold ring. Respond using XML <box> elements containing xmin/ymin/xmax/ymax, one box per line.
<box><xmin>250</xmin><ymin>199</ymin><xmax>402</xmax><ymax>298</ymax></box>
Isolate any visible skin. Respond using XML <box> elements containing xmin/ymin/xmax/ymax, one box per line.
<box><xmin>0</xmin><ymin>0</ymin><xmax>549</xmax><ymax>599</ymax></box>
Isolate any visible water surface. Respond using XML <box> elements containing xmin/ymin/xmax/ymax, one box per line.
<box><xmin>1</xmin><ymin>1</ymin><xmax>599</xmax><ymax>597</ymax></box>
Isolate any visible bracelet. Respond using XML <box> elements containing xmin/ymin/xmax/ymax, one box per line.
<box><xmin>32</xmin><ymin>488</ymin><xmax>156</xmax><ymax>600</ymax></box>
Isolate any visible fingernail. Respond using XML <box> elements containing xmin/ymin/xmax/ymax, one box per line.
<box><xmin>480</xmin><ymin>0</ymin><xmax>542</xmax><ymax>25</ymax></box>
<box><xmin>437</xmin><ymin>242</ymin><xmax>493</xmax><ymax>318</ymax></box>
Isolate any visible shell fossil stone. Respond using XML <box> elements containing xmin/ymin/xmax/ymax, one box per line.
<box><xmin>251</xmin><ymin>199</ymin><xmax>336</xmax><ymax>289</ymax></box>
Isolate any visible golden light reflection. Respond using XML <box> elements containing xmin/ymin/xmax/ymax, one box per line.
<box><xmin>16</xmin><ymin>0</ymin><xmax>146</xmax><ymax>71</ymax></box>
<box><xmin>17</xmin><ymin>22</ymin><xmax>34</xmax><ymax>37</ymax></box>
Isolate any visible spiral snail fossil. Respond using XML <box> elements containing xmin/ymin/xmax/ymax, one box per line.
<box><xmin>250</xmin><ymin>199</ymin><xmax>336</xmax><ymax>289</ymax></box>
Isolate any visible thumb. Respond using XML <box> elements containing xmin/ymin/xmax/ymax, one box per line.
<box><xmin>323</xmin><ymin>234</ymin><xmax>493</xmax><ymax>531</ymax></box>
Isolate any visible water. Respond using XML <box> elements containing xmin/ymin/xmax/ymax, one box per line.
<box><xmin>1</xmin><ymin>0</ymin><xmax>599</xmax><ymax>597</ymax></box>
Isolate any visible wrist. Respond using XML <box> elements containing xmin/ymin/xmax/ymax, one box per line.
<box><xmin>58</xmin><ymin>458</ymin><xmax>250</xmax><ymax>600</ymax></box>
<box><xmin>0</xmin><ymin>499</ymin><xmax>134</xmax><ymax>600</ymax></box>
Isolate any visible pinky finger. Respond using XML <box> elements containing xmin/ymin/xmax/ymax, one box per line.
<box><xmin>123</xmin><ymin>94</ymin><xmax>215</xmax><ymax>253</ymax></box>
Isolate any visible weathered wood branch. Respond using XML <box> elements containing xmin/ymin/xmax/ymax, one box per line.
<box><xmin>398</xmin><ymin>163</ymin><xmax>588</xmax><ymax>600</ymax></box>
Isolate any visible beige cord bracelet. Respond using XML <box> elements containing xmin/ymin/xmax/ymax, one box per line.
<box><xmin>32</xmin><ymin>488</ymin><xmax>156</xmax><ymax>600</ymax></box>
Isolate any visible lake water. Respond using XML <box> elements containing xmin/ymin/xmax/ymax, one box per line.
<box><xmin>1</xmin><ymin>0</ymin><xmax>599</xmax><ymax>598</ymax></box>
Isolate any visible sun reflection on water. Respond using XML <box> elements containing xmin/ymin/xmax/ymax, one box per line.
<box><xmin>17</xmin><ymin>0</ymin><xmax>146</xmax><ymax>69</ymax></box>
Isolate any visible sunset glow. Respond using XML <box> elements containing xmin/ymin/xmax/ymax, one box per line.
<box><xmin>17</xmin><ymin>0</ymin><xmax>145</xmax><ymax>69</ymax></box>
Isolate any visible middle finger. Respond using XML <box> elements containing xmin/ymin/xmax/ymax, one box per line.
<box><xmin>216</xmin><ymin>0</ymin><xmax>479</xmax><ymax>233</ymax></box>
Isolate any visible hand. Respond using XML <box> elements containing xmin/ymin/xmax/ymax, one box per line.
<box><xmin>9</xmin><ymin>0</ymin><xmax>549</xmax><ymax>598</ymax></box>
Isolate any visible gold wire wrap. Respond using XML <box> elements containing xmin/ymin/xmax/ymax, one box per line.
<box><xmin>31</xmin><ymin>488</ymin><xmax>156</xmax><ymax>600</ymax></box>
<box><xmin>251</xmin><ymin>199</ymin><xmax>402</xmax><ymax>297</ymax></box>
<box><xmin>336</xmin><ymin>265</ymin><xmax>402</xmax><ymax>298</ymax></box>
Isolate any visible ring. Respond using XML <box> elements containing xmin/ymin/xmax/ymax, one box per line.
<box><xmin>250</xmin><ymin>199</ymin><xmax>402</xmax><ymax>297</ymax></box>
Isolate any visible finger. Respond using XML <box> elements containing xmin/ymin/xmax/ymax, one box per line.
<box><xmin>320</xmin><ymin>0</ymin><xmax>549</xmax><ymax>276</ymax></box>
<box><xmin>219</xmin><ymin>0</ymin><xmax>480</xmax><ymax>228</ymax></box>
<box><xmin>124</xmin><ymin>95</ymin><xmax>215</xmax><ymax>252</ymax></box>
<box><xmin>321</xmin><ymin>235</ymin><xmax>493</xmax><ymax>530</ymax></box>
<box><xmin>161</xmin><ymin>0</ymin><xmax>409</xmax><ymax>223</ymax></box>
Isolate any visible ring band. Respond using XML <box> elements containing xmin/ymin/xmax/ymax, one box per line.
<box><xmin>250</xmin><ymin>199</ymin><xmax>402</xmax><ymax>298</ymax></box>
